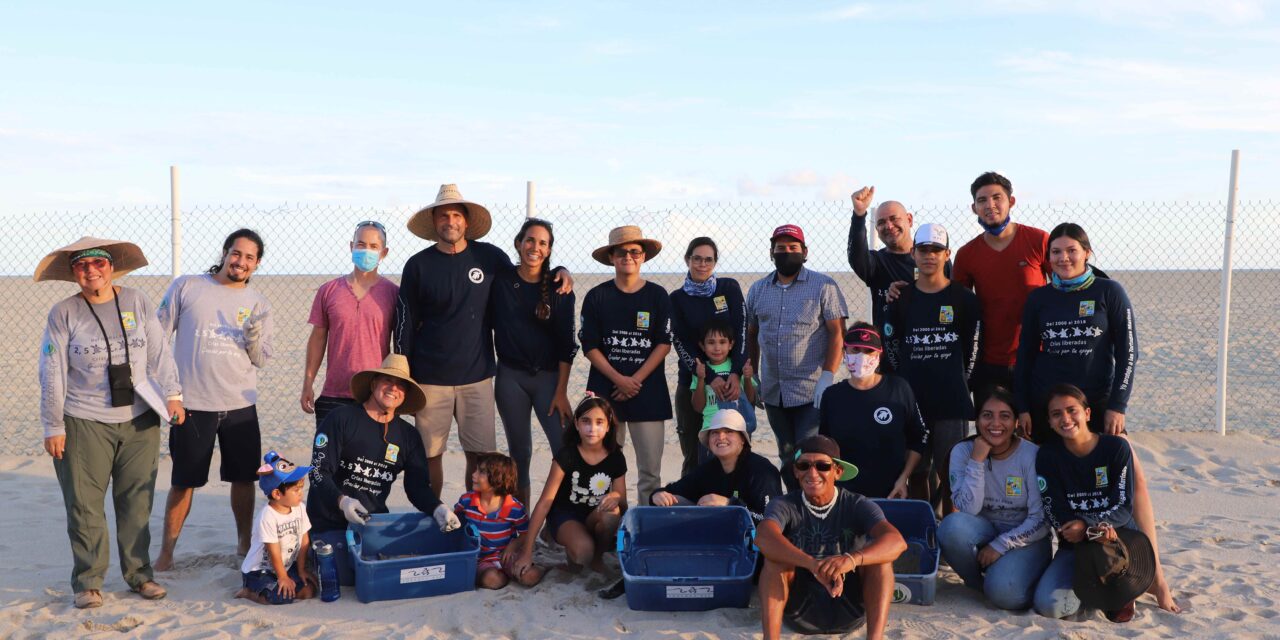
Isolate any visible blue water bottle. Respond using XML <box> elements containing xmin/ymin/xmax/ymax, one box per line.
<box><xmin>314</xmin><ymin>540</ymin><xmax>341</xmax><ymax>602</ymax></box>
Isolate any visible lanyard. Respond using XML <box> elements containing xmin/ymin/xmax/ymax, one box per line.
<box><xmin>80</xmin><ymin>291</ymin><xmax>132</xmax><ymax>366</ymax></box>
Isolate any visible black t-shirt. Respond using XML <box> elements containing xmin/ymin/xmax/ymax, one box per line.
<box><xmin>490</xmin><ymin>267</ymin><xmax>578</xmax><ymax>374</ymax></box>
<box><xmin>307</xmin><ymin>404</ymin><xmax>441</xmax><ymax>533</ymax></box>
<box><xmin>669</xmin><ymin>278</ymin><xmax>746</xmax><ymax>388</ymax></box>
<box><xmin>818</xmin><ymin>377</ymin><xmax>929</xmax><ymax>498</ymax></box>
<box><xmin>550</xmin><ymin>445</ymin><xmax>628</xmax><ymax>518</ymax></box>
<box><xmin>885</xmin><ymin>283</ymin><xmax>982</xmax><ymax>421</ymax></box>
<box><xmin>1035</xmin><ymin>435</ymin><xmax>1135</xmax><ymax>547</ymax></box>
<box><xmin>653</xmin><ymin>450</ymin><xmax>783</xmax><ymax>521</ymax></box>
<box><xmin>764</xmin><ymin>488</ymin><xmax>886</xmax><ymax>557</ymax></box>
<box><xmin>579</xmin><ymin>280</ymin><xmax>673</xmax><ymax>421</ymax></box>
<box><xmin>394</xmin><ymin>241</ymin><xmax>511</xmax><ymax>385</ymax></box>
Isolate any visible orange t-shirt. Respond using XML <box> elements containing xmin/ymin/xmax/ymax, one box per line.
<box><xmin>952</xmin><ymin>224</ymin><xmax>1049</xmax><ymax>367</ymax></box>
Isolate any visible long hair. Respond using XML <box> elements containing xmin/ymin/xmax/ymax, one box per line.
<box><xmin>514</xmin><ymin>218</ymin><xmax>555</xmax><ymax>322</ymax></box>
<box><xmin>1047</xmin><ymin>222</ymin><xmax>1093</xmax><ymax>255</ymax></box>
<box><xmin>563</xmin><ymin>395</ymin><xmax>620</xmax><ymax>453</ymax></box>
<box><xmin>207</xmin><ymin>228</ymin><xmax>265</xmax><ymax>277</ymax></box>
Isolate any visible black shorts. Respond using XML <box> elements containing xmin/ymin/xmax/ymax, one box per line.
<box><xmin>170</xmin><ymin>405</ymin><xmax>262</xmax><ymax>487</ymax></box>
<box><xmin>546</xmin><ymin>509</ymin><xmax>589</xmax><ymax>539</ymax></box>
<box><xmin>784</xmin><ymin>568</ymin><xmax>866</xmax><ymax>635</ymax></box>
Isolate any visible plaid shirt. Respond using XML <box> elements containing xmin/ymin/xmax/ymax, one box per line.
<box><xmin>746</xmin><ymin>267</ymin><xmax>848</xmax><ymax>407</ymax></box>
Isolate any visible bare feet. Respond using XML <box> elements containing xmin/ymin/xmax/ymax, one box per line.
<box><xmin>153</xmin><ymin>554</ymin><xmax>175</xmax><ymax>572</ymax></box>
<box><xmin>234</xmin><ymin>587</ymin><xmax>269</xmax><ymax>604</ymax></box>
<box><xmin>237</xmin><ymin>537</ymin><xmax>251</xmax><ymax>558</ymax></box>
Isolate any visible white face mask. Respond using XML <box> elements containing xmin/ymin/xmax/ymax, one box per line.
<box><xmin>844</xmin><ymin>352</ymin><xmax>880</xmax><ymax>378</ymax></box>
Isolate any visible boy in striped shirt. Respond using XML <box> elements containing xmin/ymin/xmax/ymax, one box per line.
<box><xmin>455</xmin><ymin>453</ymin><xmax>544</xmax><ymax>589</ymax></box>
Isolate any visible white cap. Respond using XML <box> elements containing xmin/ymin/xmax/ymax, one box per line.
<box><xmin>913</xmin><ymin>223</ymin><xmax>949</xmax><ymax>249</ymax></box>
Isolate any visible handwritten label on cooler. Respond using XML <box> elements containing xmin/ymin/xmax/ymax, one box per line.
<box><xmin>666</xmin><ymin>585</ymin><xmax>715</xmax><ymax>599</ymax></box>
<box><xmin>400</xmin><ymin>565</ymin><xmax>447</xmax><ymax>584</ymax></box>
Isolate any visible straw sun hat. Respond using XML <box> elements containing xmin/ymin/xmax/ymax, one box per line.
<box><xmin>34</xmin><ymin>236</ymin><xmax>149</xmax><ymax>283</ymax></box>
<box><xmin>349</xmin><ymin>354</ymin><xmax>427</xmax><ymax>415</ymax></box>
<box><xmin>591</xmin><ymin>225</ymin><xmax>663</xmax><ymax>266</ymax></box>
<box><xmin>407</xmin><ymin>184</ymin><xmax>493</xmax><ymax>241</ymax></box>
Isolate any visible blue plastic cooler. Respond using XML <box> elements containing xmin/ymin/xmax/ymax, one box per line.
<box><xmin>616</xmin><ymin>506</ymin><xmax>758</xmax><ymax>611</ymax></box>
<box><xmin>872</xmin><ymin>498</ymin><xmax>939</xmax><ymax>605</ymax></box>
<box><xmin>345</xmin><ymin>512</ymin><xmax>480</xmax><ymax>603</ymax></box>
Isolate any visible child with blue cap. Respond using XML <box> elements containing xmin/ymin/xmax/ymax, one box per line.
<box><xmin>235</xmin><ymin>451</ymin><xmax>316</xmax><ymax>604</ymax></box>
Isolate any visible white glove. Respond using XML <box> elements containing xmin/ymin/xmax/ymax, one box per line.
<box><xmin>244</xmin><ymin>312</ymin><xmax>266</xmax><ymax>367</ymax></box>
<box><xmin>813</xmin><ymin>370</ymin><xmax>835</xmax><ymax>409</ymax></box>
<box><xmin>339</xmin><ymin>495</ymin><xmax>369</xmax><ymax>524</ymax></box>
<box><xmin>434</xmin><ymin>504</ymin><xmax>461</xmax><ymax>532</ymax></box>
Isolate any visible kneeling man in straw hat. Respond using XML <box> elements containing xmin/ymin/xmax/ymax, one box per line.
<box><xmin>306</xmin><ymin>354</ymin><xmax>461</xmax><ymax>586</ymax></box>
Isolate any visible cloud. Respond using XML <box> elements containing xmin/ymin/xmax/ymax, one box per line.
<box><xmin>774</xmin><ymin>170</ymin><xmax>820</xmax><ymax>187</ymax></box>
<box><xmin>737</xmin><ymin>178</ymin><xmax>772</xmax><ymax>197</ymax></box>
<box><xmin>980</xmin><ymin>0</ymin><xmax>1269</xmax><ymax>27</ymax></box>
<box><xmin>817</xmin><ymin>4</ymin><xmax>873</xmax><ymax>21</ymax></box>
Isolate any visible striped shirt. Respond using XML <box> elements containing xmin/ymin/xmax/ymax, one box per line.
<box><xmin>746</xmin><ymin>267</ymin><xmax>848</xmax><ymax>407</ymax></box>
<box><xmin>454</xmin><ymin>492</ymin><xmax>530</xmax><ymax>561</ymax></box>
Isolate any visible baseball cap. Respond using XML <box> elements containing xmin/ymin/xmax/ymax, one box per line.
<box><xmin>257</xmin><ymin>450</ymin><xmax>313</xmax><ymax>497</ymax></box>
<box><xmin>913</xmin><ymin>223</ymin><xmax>949</xmax><ymax>249</ymax></box>
<box><xmin>794</xmin><ymin>435</ymin><xmax>858</xmax><ymax>481</ymax></box>
<box><xmin>771</xmin><ymin>224</ymin><xmax>806</xmax><ymax>244</ymax></box>
<box><xmin>844</xmin><ymin>326</ymin><xmax>883</xmax><ymax>352</ymax></box>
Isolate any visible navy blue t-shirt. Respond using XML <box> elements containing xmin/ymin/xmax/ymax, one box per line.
<box><xmin>653</xmin><ymin>450</ymin><xmax>783</xmax><ymax>522</ymax></box>
<box><xmin>846</xmin><ymin>214</ymin><xmax>951</xmax><ymax>355</ymax></box>
<box><xmin>818</xmin><ymin>376</ymin><xmax>929</xmax><ymax>499</ymax></box>
<box><xmin>579</xmin><ymin>280</ymin><xmax>673</xmax><ymax>422</ymax></box>
<box><xmin>885</xmin><ymin>283</ymin><xmax>982</xmax><ymax>421</ymax></box>
<box><xmin>490</xmin><ymin>267</ymin><xmax>577</xmax><ymax>374</ymax></box>
<box><xmin>670</xmin><ymin>278</ymin><xmax>746</xmax><ymax>388</ymax></box>
<box><xmin>1035</xmin><ymin>435</ymin><xmax>1135</xmax><ymax>547</ymax></box>
<box><xmin>394</xmin><ymin>241</ymin><xmax>511</xmax><ymax>385</ymax></box>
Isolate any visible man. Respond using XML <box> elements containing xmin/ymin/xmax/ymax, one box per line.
<box><xmin>394</xmin><ymin>184</ymin><xmax>570</xmax><ymax>494</ymax></box>
<box><xmin>155</xmin><ymin>229</ymin><xmax>272</xmax><ymax>571</ymax></box>
<box><xmin>301</xmin><ymin>220</ymin><xmax>398</xmax><ymax>428</ymax></box>
<box><xmin>884</xmin><ymin>224</ymin><xmax>981</xmax><ymax>513</ymax></box>
<box><xmin>747</xmin><ymin>224</ymin><xmax>847</xmax><ymax>490</ymax></box>
<box><xmin>952</xmin><ymin>172</ymin><xmax>1048</xmax><ymax>414</ymax></box>
<box><xmin>307</xmin><ymin>354</ymin><xmax>460</xmax><ymax>585</ymax></box>
<box><xmin>757</xmin><ymin>435</ymin><xmax>907</xmax><ymax>640</ymax></box>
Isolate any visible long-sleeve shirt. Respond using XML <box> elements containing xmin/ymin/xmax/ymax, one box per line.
<box><xmin>1013</xmin><ymin>276</ymin><xmax>1138</xmax><ymax>414</ymax></box>
<box><xmin>307</xmin><ymin>403</ymin><xmax>442</xmax><ymax>533</ymax></box>
<box><xmin>669</xmin><ymin>277</ymin><xmax>746</xmax><ymax>389</ymax></box>
<box><xmin>952</xmin><ymin>225</ymin><xmax>1049</xmax><ymax>368</ymax></box>
<box><xmin>652</xmin><ymin>451</ymin><xmax>783</xmax><ymax>522</ymax></box>
<box><xmin>846</xmin><ymin>214</ymin><xmax>950</xmax><ymax>342</ymax></box>
<box><xmin>39</xmin><ymin>287</ymin><xmax>181</xmax><ymax>437</ymax></box>
<box><xmin>490</xmin><ymin>267</ymin><xmax>577</xmax><ymax>374</ymax></box>
<box><xmin>157</xmin><ymin>274</ymin><xmax>273</xmax><ymax>411</ymax></box>
<box><xmin>1035</xmin><ymin>435</ymin><xmax>1135</xmax><ymax>547</ymax></box>
<box><xmin>746</xmin><ymin>267</ymin><xmax>848</xmax><ymax>408</ymax></box>
<box><xmin>818</xmin><ymin>376</ymin><xmax>929</xmax><ymax>498</ymax></box>
<box><xmin>948</xmin><ymin>438</ymin><xmax>1048</xmax><ymax>553</ymax></box>
<box><xmin>885</xmin><ymin>282</ymin><xmax>982</xmax><ymax>422</ymax></box>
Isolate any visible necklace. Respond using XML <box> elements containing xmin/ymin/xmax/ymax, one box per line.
<box><xmin>802</xmin><ymin>492</ymin><xmax>837</xmax><ymax>520</ymax></box>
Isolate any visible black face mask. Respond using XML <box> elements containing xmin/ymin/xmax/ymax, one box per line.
<box><xmin>773</xmin><ymin>252</ymin><xmax>805</xmax><ymax>277</ymax></box>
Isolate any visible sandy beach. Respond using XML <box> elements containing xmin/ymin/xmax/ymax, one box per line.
<box><xmin>3</xmin><ymin>430</ymin><xmax>1278</xmax><ymax>639</ymax></box>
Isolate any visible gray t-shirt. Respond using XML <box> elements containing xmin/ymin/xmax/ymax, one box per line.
<box><xmin>948</xmin><ymin>438</ymin><xmax>1049</xmax><ymax>553</ymax></box>
<box><xmin>39</xmin><ymin>287</ymin><xmax>181</xmax><ymax>437</ymax></box>
<box><xmin>764</xmin><ymin>488</ymin><xmax>886</xmax><ymax>557</ymax></box>
<box><xmin>158</xmin><ymin>274</ymin><xmax>273</xmax><ymax>411</ymax></box>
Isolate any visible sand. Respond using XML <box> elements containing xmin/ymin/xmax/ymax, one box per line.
<box><xmin>3</xmin><ymin>431</ymin><xmax>1279</xmax><ymax>639</ymax></box>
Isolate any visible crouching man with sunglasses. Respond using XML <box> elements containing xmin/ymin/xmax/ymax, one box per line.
<box><xmin>757</xmin><ymin>435</ymin><xmax>907</xmax><ymax>640</ymax></box>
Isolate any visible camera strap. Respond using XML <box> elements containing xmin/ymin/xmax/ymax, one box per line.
<box><xmin>80</xmin><ymin>290</ymin><xmax>132</xmax><ymax>367</ymax></box>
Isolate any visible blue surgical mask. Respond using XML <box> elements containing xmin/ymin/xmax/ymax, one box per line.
<box><xmin>352</xmin><ymin>249</ymin><xmax>381</xmax><ymax>272</ymax></box>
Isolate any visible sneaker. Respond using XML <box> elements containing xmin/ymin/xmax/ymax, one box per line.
<box><xmin>74</xmin><ymin>590</ymin><xmax>103</xmax><ymax>609</ymax></box>
<box><xmin>598</xmin><ymin>579</ymin><xmax>626</xmax><ymax>600</ymax></box>
<box><xmin>132</xmin><ymin>581</ymin><xmax>167</xmax><ymax>600</ymax></box>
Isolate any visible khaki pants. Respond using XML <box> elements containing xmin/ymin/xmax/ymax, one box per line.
<box><xmin>616</xmin><ymin>420</ymin><xmax>665</xmax><ymax>506</ymax></box>
<box><xmin>53</xmin><ymin>412</ymin><xmax>160</xmax><ymax>592</ymax></box>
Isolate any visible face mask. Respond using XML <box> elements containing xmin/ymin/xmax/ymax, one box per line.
<box><xmin>979</xmin><ymin>215</ymin><xmax>1011</xmax><ymax>236</ymax></box>
<box><xmin>844</xmin><ymin>352</ymin><xmax>880</xmax><ymax>378</ymax></box>
<box><xmin>352</xmin><ymin>249</ymin><xmax>381</xmax><ymax>273</ymax></box>
<box><xmin>773</xmin><ymin>252</ymin><xmax>805</xmax><ymax>277</ymax></box>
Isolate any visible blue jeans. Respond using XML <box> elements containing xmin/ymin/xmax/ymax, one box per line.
<box><xmin>242</xmin><ymin>564</ymin><xmax>305</xmax><ymax>604</ymax></box>
<box><xmin>764</xmin><ymin>403</ymin><xmax>820</xmax><ymax>492</ymax></box>
<box><xmin>1033</xmin><ymin>547</ymin><xmax>1080</xmax><ymax>618</ymax></box>
<box><xmin>938</xmin><ymin>512</ymin><xmax>1051</xmax><ymax>611</ymax></box>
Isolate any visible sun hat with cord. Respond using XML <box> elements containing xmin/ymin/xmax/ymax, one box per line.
<box><xmin>1073</xmin><ymin>524</ymin><xmax>1157</xmax><ymax>612</ymax></box>
<box><xmin>591</xmin><ymin>225</ymin><xmax>663</xmax><ymax>266</ymax></box>
<box><xmin>698</xmin><ymin>408</ymin><xmax>750</xmax><ymax>448</ymax></box>
<box><xmin>349</xmin><ymin>354</ymin><xmax>427</xmax><ymax>415</ymax></box>
<box><xmin>407</xmin><ymin>183</ymin><xmax>493</xmax><ymax>241</ymax></box>
<box><xmin>34</xmin><ymin>237</ymin><xmax>148</xmax><ymax>283</ymax></box>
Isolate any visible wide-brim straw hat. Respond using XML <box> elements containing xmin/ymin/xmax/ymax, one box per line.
<box><xmin>34</xmin><ymin>236</ymin><xmax>148</xmax><ymax>283</ymax></box>
<box><xmin>591</xmin><ymin>225</ymin><xmax>663</xmax><ymax>266</ymax></box>
<box><xmin>349</xmin><ymin>354</ymin><xmax>426</xmax><ymax>415</ymax></box>
<box><xmin>407</xmin><ymin>184</ymin><xmax>492</xmax><ymax>241</ymax></box>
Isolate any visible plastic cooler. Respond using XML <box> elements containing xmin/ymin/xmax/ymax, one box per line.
<box><xmin>616</xmin><ymin>506</ymin><xmax>758</xmax><ymax>611</ymax></box>
<box><xmin>345</xmin><ymin>512</ymin><xmax>480</xmax><ymax>603</ymax></box>
<box><xmin>872</xmin><ymin>498</ymin><xmax>939</xmax><ymax>605</ymax></box>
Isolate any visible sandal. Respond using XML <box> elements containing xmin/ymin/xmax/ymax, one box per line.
<box><xmin>1105</xmin><ymin>600</ymin><xmax>1136</xmax><ymax>623</ymax></box>
<box><xmin>74</xmin><ymin>590</ymin><xmax>103</xmax><ymax>609</ymax></box>
<box><xmin>598</xmin><ymin>579</ymin><xmax>626</xmax><ymax>600</ymax></box>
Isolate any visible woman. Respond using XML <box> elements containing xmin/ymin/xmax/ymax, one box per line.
<box><xmin>650</xmin><ymin>408</ymin><xmax>781</xmax><ymax>522</ymax></box>
<box><xmin>491</xmin><ymin>218</ymin><xmax>577</xmax><ymax>505</ymax></box>
<box><xmin>1013</xmin><ymin>222</ymin><xmax>1179</xmax><ymax>612</ymax></box>
<box><xmin>937</xmin><ymin>387</ymin><xmax>1049</xmax><ymax>610</ymax></box>
<box><xmin>579</xmin><ymin>225</ymin><xmax>672</xmax><ymax>507</ymax></box>
<box><xmin>1032</xmin><ymin>385</ymin><xmax>1145</xmax><ymax>622</ymax></box>
<box><xmin>36</xmin><ymin>237</ymin><xmax>185</xmax><ymax>609</ymax></box>
<box><xmin>669</xmin><ymin>237</ymin><xmax>749</xmax><ymax>476</ymax></box>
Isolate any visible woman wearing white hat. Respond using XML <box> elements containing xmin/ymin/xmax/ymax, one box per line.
<box><xmin>650</xmin><ymin>408</ymin><xmax>782</xmax><ymax>522</ymax></box>
<box><xmin>36</xmin><ymin>237</ymin><xmax>184</xmax><ymax>609</ymax></box>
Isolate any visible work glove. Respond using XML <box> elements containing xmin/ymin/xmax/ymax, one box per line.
<box><xmin>434</xmin><ymin>504</ymin><xmax>461</xmax><ymax>532</ymax></box>
<box><xmin>245</xmin><ymin>315</ymin><xmax>266</xmax><ymax>368</ymax></box>
<box><xmin>813</xmin><ymin>370</ymin><xmax>835</xmax><ymax>409</ymax></box>
<box><xmin>339</xmin><ymin>495</ymin><xmax>369</xmax><ymax>525</ymax></box>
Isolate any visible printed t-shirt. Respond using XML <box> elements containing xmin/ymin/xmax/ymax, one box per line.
<box><xmin>579</xmin><ymin>280</ymin><xmax>673</xmax><ymax>422</ymax></box>
<box><xmin>885</xmin><ymin>283</ymin><xmax>982</xmax><ymax>421</ymax></box>
<box><xmin>1035</xmin><ymin>435</ymin><xmax>1135</xmax><ymax>547</ymax></box>
<box><xmin>241</xmin><ymin>504</ymin><xmax>312</xmax><ymax>573</ymax></box>
<box><xmin>550</xmin><ymin>445</ymin><xmax>628</xmax><ymax>518</ymax></box>
<box><xmin>818</xmin><ymin>376</ymin><xmax>929</xmax><ymax>498</ymax></box>
<box><xmin>764</xmin><ymin>489</ymin><xmax>886</xmax><ymax>557</ymax></box>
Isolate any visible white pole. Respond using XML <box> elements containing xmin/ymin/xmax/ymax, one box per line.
<box><xmin>170</xmin><ymin>165</ymin><xmax>182</xmax><ymax>279</ymax></box>
<box><xmin>526</xmin><ymin>180</ymin><xmax>536</xmax><ymax>219</ymax></box>
<box><xmin>1215</xmin><ymin>150</ymin><xmax>1241</xmax><ymax>436</ymax></box>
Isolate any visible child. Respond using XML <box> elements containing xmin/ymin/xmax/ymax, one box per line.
<box><xmin>514</xmin><ymin>395</ymin><xmax>628</xmax><ymax>594</ymax></box>
<box><xmin>237</xmin><ymin>451</ymin><xmax>316</xmax><ymax>605</ymax></box>
<box><xmin>692</xmin><ymin>318</ymin><xmax>758</xmax><ymax>445</ymax></box>
<box><xmin>455</xmin><ymin>453</ymin><xmax>544</xmax><ymax>589</ymax></box>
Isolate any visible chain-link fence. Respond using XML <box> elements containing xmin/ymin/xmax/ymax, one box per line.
<box><xmin>4</xmin><ymin>198</ymin><xmax>1276</xmax><ymax>455</ymax></box>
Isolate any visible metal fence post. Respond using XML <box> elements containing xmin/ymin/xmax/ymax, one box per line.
<box><xmin>526</xmin><ymin>180</ymin><xmax>536</xmax><ymax>219</ymax></box>
<box><xmin>1216</xmin><ymin>150</ymin><xmax>1241</xmax><ymax>436</ymax></box>
<box><xmin>170</xmin><ymin>165</ymin><xmax>182</xmax><ymax>279</ymax></box>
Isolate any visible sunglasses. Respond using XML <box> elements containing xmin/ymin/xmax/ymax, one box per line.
<box><xmin>793</xmin><ymin>460</ymin><xmax>836</xmax><ymax>473</ymax></box>
<box><xmin>612</xmin><ymin>248</ymin><xmax>645</xmax><ymax>259</ymax></box>
<box><xmin>71</xmin><ymin>258</ymin><xmax>111</xmax><ymax>273</ymax></box>
<box><xmin>356</xmin><ymin>220</ymin><xmax>387</xmax><ymax>234</ymax></box>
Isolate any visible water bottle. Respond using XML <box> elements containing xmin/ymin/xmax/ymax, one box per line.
<box><xmin>314</xmin><ymin>540</ymin><xmax>341</xmax><ymax>602</ymax></box>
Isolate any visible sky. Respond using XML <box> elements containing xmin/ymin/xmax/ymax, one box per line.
<box><xmin>2</xmin><ymin>0</ymin><xmax>1278</xmax><ymax>219</ymax></box>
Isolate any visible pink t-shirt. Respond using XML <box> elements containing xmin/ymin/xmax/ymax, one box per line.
<box><xmin>308</xmin><ymin>276</ymin><xmax>399</xmax><ymax>398</ymax></box>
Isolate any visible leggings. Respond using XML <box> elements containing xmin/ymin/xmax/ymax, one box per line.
<box><xmin>494</xmin><ymin>364</ymin><xmax>565</xmax><ymax>489</ymax></box>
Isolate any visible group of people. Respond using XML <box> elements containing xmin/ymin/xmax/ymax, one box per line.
<box><xmin>37</xmin><ymin>173</ymin><xmax>1179</xmax><ymax>638</ymax></box>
